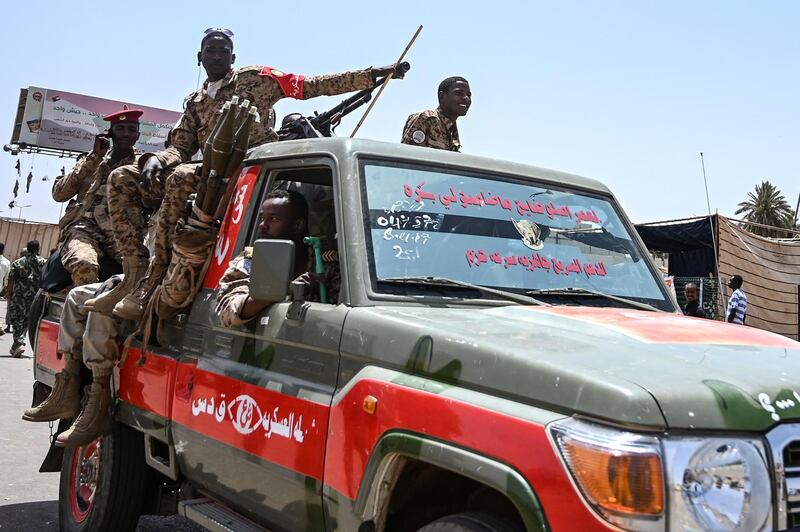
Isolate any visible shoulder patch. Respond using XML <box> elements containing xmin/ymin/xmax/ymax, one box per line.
<box><xmin>258</xmin><ymin>66</ymin><xmax>305</xmax><ymax>99</ymax></box>
<box><xmin>411</xmin><ymin>130</ymin><xmax>426</xmax><ymax>144</ymax></box>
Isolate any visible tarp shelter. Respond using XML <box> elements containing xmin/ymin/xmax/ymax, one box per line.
<box><xmin>0</xmin><ymin>217</ymin><xmax>59</xmax><ymax>261</ymax></box>
<box><xmin>637</xmin><ymin>215</ymin><xmax>800</xmax><ymax>341</ymax></box>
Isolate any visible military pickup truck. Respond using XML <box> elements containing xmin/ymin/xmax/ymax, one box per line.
<box><xmin>30</xmin><ymin>138</ymin><xmax>800</xmax><ymax>532</ymax></box>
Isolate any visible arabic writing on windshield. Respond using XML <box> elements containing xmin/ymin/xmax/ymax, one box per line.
<box><xmin>363</xmin><ymin>163</ymin><xmax>667</xmax><ymax>303</ymax></box>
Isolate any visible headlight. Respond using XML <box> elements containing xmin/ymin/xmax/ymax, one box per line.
<box><xmin>550</xmin><ymin>418</ymin><xmax>773</xmax><ymax>532</ymax></box>
<box><xmin>664</xmin><ymin>437</ymin><xmax>772</xmax><ymax>531</ymax></box>
<box><xmin>551</xmin><ymin>418</ymin><xmax>665</xmax><ymax>531</ymax></box>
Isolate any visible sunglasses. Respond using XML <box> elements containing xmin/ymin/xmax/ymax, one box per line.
<box><xmin>203</xmin><ymin>27</ymin><xmax>234</xmax><ymax>39</ymax></box>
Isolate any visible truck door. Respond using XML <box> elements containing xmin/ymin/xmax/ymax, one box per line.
<box><xmin>170</xmin><ymin>160</ymin><xmax>344</xmax><ymax>532</ymax></box>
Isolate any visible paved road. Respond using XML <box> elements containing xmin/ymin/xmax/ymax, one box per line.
<box><xmin>0</xmin><ymin>300</ymin><xmax>202</xmax><ymax>531</ymax></box>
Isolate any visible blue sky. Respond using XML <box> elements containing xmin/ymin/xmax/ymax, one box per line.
<box><xmin>2</xmin><ymin>1</ymin><xmax>798</xmax><ymax>225</ymax></box>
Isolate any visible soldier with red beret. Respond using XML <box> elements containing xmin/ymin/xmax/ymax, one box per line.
<box><xmin>53</xmin><ymin>105</ymin><xmax>143</xmax><ymax>286</ymax></box>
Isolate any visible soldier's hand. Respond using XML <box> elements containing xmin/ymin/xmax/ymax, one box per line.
<box><xmin>292</xmin><ymin>271</ymin><xmax>323</xmax><ymax>291</ymax></box>
<box><xmin>141</xmin><ymin>156</ymin><xmax>164</xmax><ymax>191</ymax></box>
<box><xmin>92</xmin><ymin>134</ymin><xmax>111</xmax><ymax>157</ymax></box>
<box><xmin>372</xmin><ymin>62</ymin><xmax>408</xmax><ymax>82</ymax></box>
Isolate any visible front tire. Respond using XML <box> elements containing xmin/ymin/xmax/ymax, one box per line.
<box><xmin>417</xmin><ymin>512</ymin><xmax>523</xmax><ymax>532</ymax></box>
<box><xmin>58</xmin><ymin>423</ymin><xmax>147</xmax><ymax>532</ymax></box>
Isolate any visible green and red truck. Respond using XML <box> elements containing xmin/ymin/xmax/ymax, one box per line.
<box><xmin>30</xmin><ymin>138</ymin><xmax>800</xmax><ymax>531</ymax></box>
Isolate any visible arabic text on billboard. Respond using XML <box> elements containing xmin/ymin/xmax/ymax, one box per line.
<box><xmin>15</xmin><ymin>87</ymin><xmax>180</xmax><ymax>154</ymax></box>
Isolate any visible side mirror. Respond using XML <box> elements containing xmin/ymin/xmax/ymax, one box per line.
<box><xmin>249</xmin><ymin>239</ymin><xmax>295</xmax><ymax>302</ymax></box>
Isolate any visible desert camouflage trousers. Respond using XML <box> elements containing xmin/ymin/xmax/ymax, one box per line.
<box><xmin>59</xmin><ymin>282</ymin><xmax>120</xmax><ymax>375</ymax></box>
<box><xmin>107</xmin><ymin>163</ymin><xmax>200</xmax><ymax>271</ymax></box>
<box><xmin>60</xmin><ymin>224</ymin><xmax>119</xmax><ymax>286</ymax></box>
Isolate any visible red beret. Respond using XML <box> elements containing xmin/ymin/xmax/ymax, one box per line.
<box><xmin>103</xmin><ymin>104</ymin><xmax>143</xmax><ymax>124</ymax></box>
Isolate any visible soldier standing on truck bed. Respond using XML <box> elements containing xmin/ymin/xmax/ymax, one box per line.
<box><xmin>5</xmin><ymin>241</ymin><xmax>45</xmax><ymax>356</ymax></box>
<box><xmin>216</xmin><ymin>189</ymin><xmax>339</xmax><ymax>328</ymax></box>
<box><xmin>87</xmin><ymin>27</ymin><xmax>406</xmax><ymax>321</ymax></box>
<box><xmin>401</xmin><ymin>76</ymin><xmax>471</xmax><ymax>152</ymax></box>
<box><xmin>53</xmin><ymin>106</ymin><xmax>142</xmax><ymax>286</ymax></box>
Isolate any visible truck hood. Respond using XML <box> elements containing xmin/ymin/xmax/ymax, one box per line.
<box><xmin>342</xmin><ymin>305</ymin><xmax>800</xmax><ymax>431</ymax></box>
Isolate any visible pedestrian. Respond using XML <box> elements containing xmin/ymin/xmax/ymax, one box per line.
<box><xmin>682</xmin><ymin>282</ymin><xmax>707</xmax><ymax>319</ymax></box>
<box><xmin>53</xmin><ymin>106</ymin><xmax>141</xmax><ymax>286</ymax></box>
<box><xmin>0</xmin><ymin>243</ymin><xmax>10</xmax><ymax>337</ymax></box>
<box><xmin>4</xmin><ymin>249</ymin><xmax>25</xmax><ymax>335</ymax></box>
<box><xmin>6</xmin><ymin>241</ymin><xmax>46</xmax><ymax>356</ymax></box>
<box><xmin>726</xmin><ymin>274</ymin><xmax>747</xmax><ymax>324</ymax></box>
<box><xmin>88</xmin><ymin>27</ymin><xmax>404</xmax><ymax>320</ymax></box>
<box><xmin>402</xmin><ymin>76</ymin><xmax>471</xmax><ymax>151</ymax></box>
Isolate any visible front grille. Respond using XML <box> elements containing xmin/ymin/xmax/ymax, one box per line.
<box><xmin>766</xmin><ymin>424</ymin><xmax>800</xmax><ymax>530</ymax></box>
<box><xmin>785</xmin><ymin>440</ymin><xmax>800</xmax><ymax>469</ymax></box>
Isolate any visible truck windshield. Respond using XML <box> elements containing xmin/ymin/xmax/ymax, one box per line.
<box><xmin>361</xmin><ymin>160</ymin><xmax>673</xmax><ymax>311</ymax></box>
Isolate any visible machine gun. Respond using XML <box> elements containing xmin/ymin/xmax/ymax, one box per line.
<box><xmin>278</xmin><ymin>61</ymin><xmax>411</xmax><ymax>141</ymax></box>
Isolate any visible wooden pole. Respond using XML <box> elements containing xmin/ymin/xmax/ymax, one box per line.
<box><xmin>350</xmin><ymin>25</ymin><xmax>423</xmax><ymax>138</ymax></box>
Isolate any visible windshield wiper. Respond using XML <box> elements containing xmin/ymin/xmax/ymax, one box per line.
<box><xmin>380</xmin><ymin>276</ymin><xmax>549</xmax><ymax>306</ymax></box>
<box><xmin>524</xmin><ymin>287</ymin><xmax>660</xmax><ymax>312</ymax></box>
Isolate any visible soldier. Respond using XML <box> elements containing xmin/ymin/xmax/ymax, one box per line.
<box><xmin>88</xmin><ymin>27</ymin><xmax>404</xmax><ymax>319</ymax></box>
<box><xmin>6</xmin><ymin>241</ymin><xmax>45</xmax><ymax>356</ymax></box>
<box><xmin>53</xmin><ymin>106</ymin><xmax>142</xmax><ymax>286</ymax></box>
<box><xmin>401</xmin><ymin>76</ymin><xmax>471</xmax><ymax>152</ymax></box>
<box><xmin>21</xmin><ymin>275</ymin><xmax>122</xmax><ymax>447</ymax></box>
<box><xmin>216</xmin><ymin>189</ymin><xmax>338</xmax><ymax>328</ymax></box>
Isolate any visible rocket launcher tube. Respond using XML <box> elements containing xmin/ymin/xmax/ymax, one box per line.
<box><xmin>214</xmin><ymin>109</ymin><xmax>260</xmax><ymax>220</ymax></box>
<box><xmin>197</xmin><ymin>101</ymin><xmax>233</xmax><ymax>207</ymax></box>
<box><xmin>199</xmin><ymin>99</ymin><xmax>237</xmax><ymax>208</ymax></box>
<box><xmin>199</xmin><ymin>103</ymin><xmax>251</xmax><ymax>215</ymax></box>
<box><xmin>200</xmin><ymin>102</ymin><xmax>231</xmax><ymax>178</ymax></box>
<box><xmin>233</xmin><ymin>99</ymin><xmax>251</xmax><ymax>130</ymax></box>
<box><xmin>224</xmin><ymin>107</ymin><xmax>256</xmax><ymax>177</ymax></box>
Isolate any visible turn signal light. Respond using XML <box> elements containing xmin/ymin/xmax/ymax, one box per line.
<box><xmin>561</xmin><ymin>437</ymin><xmax>664</xmax><ymax>515</ymax></box>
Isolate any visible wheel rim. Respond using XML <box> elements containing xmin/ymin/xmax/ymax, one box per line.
<box><xmin>68</xmin><ymin>438</ymin><xmax>101</xmax><ymax>523</ymax></box>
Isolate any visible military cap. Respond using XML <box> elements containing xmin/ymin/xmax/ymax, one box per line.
<box><xmin>103</xmin><ymin>104</ymin><xmax>143</xmax><ymax>124</ymax></box>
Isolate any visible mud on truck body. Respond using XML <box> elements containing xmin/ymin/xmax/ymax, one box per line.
<box><xmin>29</xmin><ymin>138</ymin><xmax>800</xmax><ymax>532</ymax></box>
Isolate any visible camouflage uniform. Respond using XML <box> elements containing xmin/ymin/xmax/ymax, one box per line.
<box><xmin>59</xmin><ymin>281</ymin><xmax>120</xmax><ymax>375</ymax></box>
<box><xmin>54</xmin><ymin>152</ymin><xmax>136</xmax><ymax>285</ymax></box>
<box><xmin>108</xmin><ymin>66</ymin><xmax>376</xmax><ymax>283</ymax></box>
<box><xmin>401</xmin><ymin>107</ymin><xmax>462</xmax><ymax>152</ymax></box>
<box><xmin>8</xmin><ymin>253</ymin><xmax>46</xmax><ymax>352</ymax></box>
<box><xmin>215</xmin><ymin>247</ymin><xmax>340</xmax><ymax>328</ymax></box>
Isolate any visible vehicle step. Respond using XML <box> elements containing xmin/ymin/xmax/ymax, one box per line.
<box><xmin>178</xmin><ymin>498</ymin><xmax>270</xmax><ymax>532</ymax></box>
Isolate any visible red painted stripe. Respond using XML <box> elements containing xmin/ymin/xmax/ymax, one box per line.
<box><xmin>35</xmin><ymin>320</ymin><xmax>64</xmax><ymax>373</ymax></box>
<box><xmin>40</xmin><ymin>320</ymin><xmax>610</xmax><ymax>529</ymax></box>
<box><xmin>118</xmin><ymin>347</ymin><xmax>177</xmax><ymax>420</ymax></box>
<box><xmin>324</xmin><ymin>379</ymin><xmax>615</xmax><ymax>531</ymax></box>
<box><xmin>170</xmin><ymin>362</ymin><xmax>329</xmax><ymax>480</ymax></box>
<box><xmin>204</xmin><ymin>164</ymin><xmax>262</xmax><ymax>289</ymax></box>
<box><xmin>526</xmin><ymin>306</ymin><xmax>799</xmax><ymax>348</ymax></box>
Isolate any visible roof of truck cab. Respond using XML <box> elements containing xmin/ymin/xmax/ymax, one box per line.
<box><xmin>245</xmin><ymin>138</ymin><xmax>613</xmax><ymax>196</ymax></box>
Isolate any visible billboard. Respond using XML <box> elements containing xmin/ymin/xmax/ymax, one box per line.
<box><xmin>10</xmin><ymin>86</ymin><xmax>182</xmax><ymax>155</ymax></box>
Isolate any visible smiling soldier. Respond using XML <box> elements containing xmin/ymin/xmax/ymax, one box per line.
<box><xmin>402</xmin><ymin>76</ymin><xmax>471</xmax><ymax>152</ymax></box>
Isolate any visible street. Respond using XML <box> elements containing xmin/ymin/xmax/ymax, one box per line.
<box><xmin>0</xmin><ymin>300</ymin><xmax>202</xmax><ymax>531</ymax></box>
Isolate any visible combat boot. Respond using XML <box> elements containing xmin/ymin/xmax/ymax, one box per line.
<box><xmin>83</xmin><ymin>256</ymin><xmax>147</xmax><ymax>315</ymax></box>
<box><xmin>55</xmin><ymin>377</ymin><xmax>113</xmax><ymax>448</ymax></box>
<box><xmin>113</xmin><ymin>262</ymin><xmax>168</xmax><ymax>321</ymax></box>
<box><xmin>22</xmin><ymin>353</ymin><xmax>81</xmax><ymax>422</ymax></box>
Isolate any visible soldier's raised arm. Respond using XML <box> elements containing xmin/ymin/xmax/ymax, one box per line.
<box><xmin>242</xmin><ymin>62</ymin><xmax>404</xmax><ymax>105</ymax></box>
<box><xmin>52</xmin><ymin>136</ymin><xmax>107</xmax><ymax>202</ymax></box>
